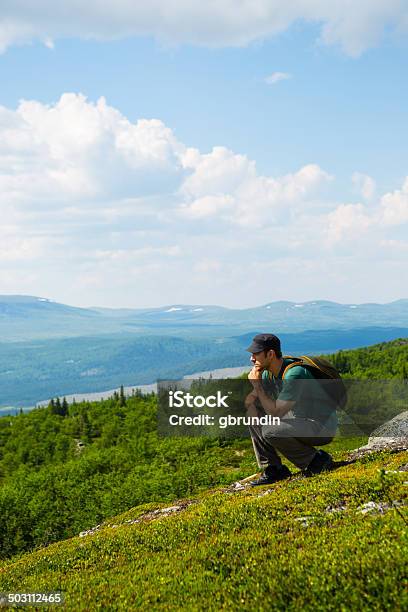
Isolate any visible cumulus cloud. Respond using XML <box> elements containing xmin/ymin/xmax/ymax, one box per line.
<box><xmin>326</xmin><ymin>203</ymin><xmax>373</xmax><ymax>245</ymax></box>
<box><xmin>265</xmin><ymin>72</ymin><xmax>292</xmax><ymax>85</ymax></box>
<box><xmin>0</xmin><ymin>93</ymin><xmax>332</xmax><ymax>232</ymax></box>
<box><xmin>352</xmin><ymin>172</ymin><xmax>376</xmax><ymax>201</ymax></box>
<box><xmin>380</xmin><ymin>177</ymin><xmax>408</xmax><ymax>225</ymax></box>
<box><xmin>325</xmin><ymin>175</ymin><xmax>408</xmax><ymax>250</ymax></box>
<box><xmin>0</xmin><ymin>1</ymin><xmax>407</xmax><ymax>55</ymax></box>
<box><xmin>0</xmin><ymin>93</ymin><xmax>187</xmax><ymax>209</ymax></box>
<box><xmin>180</xmin><ymin>147</ymin><xmax>332</xmax><ymax>227</ymax></box>
<box><xmin>180</xmin><ymin>195</ymin><xmax>235</xmax><ymax>220</ymax></box>
<box><xmin>0</xmin><ymin>92</ymin><xmax>407</xmax><ymax>307</ymax></box>
<box><xmin>181</xmin><ymin>147</ymin><xmax>256</xmax><ymax>199</ymax></box>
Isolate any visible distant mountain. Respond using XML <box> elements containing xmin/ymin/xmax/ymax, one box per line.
<box><xmin>0</xmin><ymin>295</ymin><xmax>407</xmax><ymax>408</ymax></box>
<box><xmin>0</xmin><ymin>295</ymin><xmax>408</xmax><ymax>341</ymax></box>
<box><xmin>0</xmin><ymin>295</ymin><xmax>115</xmax><ymax>340</ymax></box>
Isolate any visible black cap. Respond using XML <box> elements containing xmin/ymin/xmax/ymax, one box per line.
<box><xmin>246</xmin><ymin>333</ymin><xmax>281</xmax><ymax>354</ymax></box>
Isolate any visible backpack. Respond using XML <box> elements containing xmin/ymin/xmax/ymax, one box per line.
<box><xmin>281</xmin><ymin>355</ymin><xmax>348</xmax><ymax>410</ymax></box>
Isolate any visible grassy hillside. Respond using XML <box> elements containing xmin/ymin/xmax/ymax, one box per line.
<box><xmin>0</xmin><ymin>392</ymin><xmax>258</xmax><ymax>560</ymax></box>
<box><xmin>0</xmin><ymin>337</ymin><xmax>407</xmax><ymax>609</ymax></box>
<box><xmin>0</xmin><ymin>444</ymin><xmax>406</xmax><ymax>610</ymax></box>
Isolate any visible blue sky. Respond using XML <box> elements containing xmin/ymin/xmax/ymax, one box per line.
<box><xmin>0</xmin><ymin>2</ymin><xmax>407</xmax><ymax>308</ymax></box>
<box><xmin>2</xmin><ymin>30</ymin><xmax>408</xmax><ymax>191</ymax></box>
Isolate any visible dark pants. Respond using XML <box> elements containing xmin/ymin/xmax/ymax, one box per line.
<box><xmin>249</xmin><ymin>410</ymin><xmax>336</xmax><ymax>470</ymax></box>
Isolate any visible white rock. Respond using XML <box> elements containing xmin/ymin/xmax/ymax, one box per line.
<box><xmin>352</xmin><ymin>411</ymin><xmax>408</xmax><ymax>454</ymax></box>
<box><xmin>356</xmin><ymin>501</ymin><xmax>380</xmax><ymax>514</ymax></box>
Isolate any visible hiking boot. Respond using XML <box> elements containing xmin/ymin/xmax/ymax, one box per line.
<box><xmin>303</xmin><ymin>449</ymin><xmax>333</xmax><ymax>477</ymax></box>
<box><xmin>250</xmin><ymin>464</ymin><xmax>292</xmax><ymax>486</ymax></box>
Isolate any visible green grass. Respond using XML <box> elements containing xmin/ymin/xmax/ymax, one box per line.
<box><xmin>0</xmin><ymin>439</ymin><xmax>406</xmax><ymax>611</ymax></box>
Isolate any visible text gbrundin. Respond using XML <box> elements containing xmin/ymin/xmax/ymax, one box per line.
<box><xmin>167</xmin><ymin>390</ymin><xmax>280</xmax><ymax>429</ymax></box>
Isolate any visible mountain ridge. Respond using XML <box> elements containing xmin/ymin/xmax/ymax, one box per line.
<box><xmin>1</xmin><ymin>295</ymin><xmax>408</xmax><ymax>342</ymax></box>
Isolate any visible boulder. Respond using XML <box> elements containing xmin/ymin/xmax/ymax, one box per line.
<box><xmin>350</xmin><ymin>410</ymin><xmax>408</xmax><ymax>457</ymax></box>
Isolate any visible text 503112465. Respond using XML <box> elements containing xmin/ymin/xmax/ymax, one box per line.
<box><xmin>0</xmin><ymin>592</ymin><xmax>64</xmax><ymax>606</ymax></box>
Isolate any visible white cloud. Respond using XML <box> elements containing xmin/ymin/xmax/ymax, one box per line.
<box><xmin>326</xmin><ymin>202</ymin><xmax>373</xmax><ymax>245</ymax></box>
<box><xmin>379</xmin><ymin>239</ymin><xmax>408</xmax><ymax>253</ymax></box>
<box><xmin>380</xmin><ymin>177</ymin><xmax>408</xmax><ymax>225</ymax></box>
<box><xmin>0</xmin><ymin>230</ymin><xmax>53</xmax><ymax>262</ymax></box>
<box><xmin>325</xmin><ymin>175</ymin><xmax>408</xmax><ymax>252</ymax></box>
<box><xmin>265</xmin><ymin>72</ymin><xmax>292</xmax><ymax>85</ymax></box>
<box><xmin>0</xmin><ymin>1</ymin><xmax>407</xmax><ymax>55</ymax></box>
<box><xmin>91</xmin><ymin>245</ymin><xmax>182</xmax><ymax>262</ymax></box>
<box><xmin>180</xmin><ymin>150</ymin><xmax>332</xmax><ymax>227</ymax></box>
<box><xmin>180</xmin><ymin>195</ymin><xmax>235</xmax><ymax>219</ymax></box>
<box><xmin>0</xmin><ymin>93</ymin><xmax>188</xmax><ymax>209</ymax></box>
<box><xmin>194</xmin><ymin>259</ymin><xmax>222</xmax><ymax>275</ymax></box>
<box><xmin>181</xmin><ymin>147</ymin><xmax>256</xmax><ymax>199</ymax></box>
<box><xmin>314</xmin><ymin>0</ymin><xmax>406</xmax><ymax>57</ymax></box>
<box><xmin>0</xmin><ymin>92</ymin><xmax>407</xmax><ymax>307</ymax></box>
<box><xmin>352</xmin><ymin>172</ymin><xmax>376</xmax><ymax>201</ymax></box>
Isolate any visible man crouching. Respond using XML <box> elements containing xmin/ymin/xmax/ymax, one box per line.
<box><xmin>245</xmin><ymin>334</ymin><xmax>338</xmax><ymax>486</ymax></box>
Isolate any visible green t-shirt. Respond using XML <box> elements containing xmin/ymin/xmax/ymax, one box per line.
<box><xmin>262</xmin><ymin>358</ymin><xmax>338</xmax><ymax>426</ymax></box>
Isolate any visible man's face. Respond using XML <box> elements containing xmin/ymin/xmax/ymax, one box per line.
<box><xmin>250</xmin><ymin>350</ymin><xmax>269</xmax><ymax>369</ymax></box>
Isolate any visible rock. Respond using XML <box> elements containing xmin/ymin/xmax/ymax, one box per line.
<box><xmin>77</xmin><ymin>502</ymin><xmax>195</xmax><ymax>537</ymax></box>
<box><xmin>356</xmin><ymin>500</ymin><xmax>405</xmax><ymax>515</ymax></box>
<box><xmin>325</xmin><ymin>503</ymin><xmax>347</xmax><ymax>514</ymax></box>
<box><xmin>256</xmin><ymin>488</ymin><xmax>272</xmax><ymax>497</ymax></box>
<box><xmin>160</xmin><ymin>505</ymin><xmax>182</xmax><ymax>513</ymax></box>
<box><xmin>349</xmin><ymin>410</ymin><xmax>408</xmax><ymax>457</ymax></box>
<box><xmin>223</xmin><ymin>479</ymin><xmax>254</xmax><ymax>493</ymax></box>
<box><xmin>357</xmin><ymin>501</ymin><xmax>383</xmax><ymax>514</ymax></box>
<box><xmin>79</xmin><ymin>529</ymin><xmax>98</xmax><ymax>537</ymax></box>
<box><xmin>294</xmin><ymin>516</ymin><xmax>316</xmax><ymax>527</ymax></box>
<box><xmin>230</xmin><ymin>482</ymin><xmax>246</xmax><ymax>491</ymax></box>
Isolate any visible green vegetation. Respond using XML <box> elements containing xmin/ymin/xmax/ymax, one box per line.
<box><xmin>0</xmin><ymin>337</ymin><xmax>407</xmax><ymax>609</ymax></box>
<box><xmin>327</xmin><ymin>339</ymin><xmax>408</xmax><ymax>434</ymax></box>
<box><xmin>0</xmin><ymin>392</ymin><xmax>255</xmax><ymax>559</ymax></box>
<box><xmin>328</xmin><ymin>338</ymin><xmax>408</xmax><ymax>378</ymax></box>
<box><xmin>0</xmin><ymin>448</ymin><xmax>406</xmax><ymax>610</ymax></box>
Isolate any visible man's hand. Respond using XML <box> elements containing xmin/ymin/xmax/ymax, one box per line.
<box><xmin>248</xmin><ymin>365</ymin><xmax>263</xmax><ymax>379</ymax></box>
<box><xmin>248</xmin><ymin>365</ymin><xmax>263</xmax><ymax>390</ymax></box>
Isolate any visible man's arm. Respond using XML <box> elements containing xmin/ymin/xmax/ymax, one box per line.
<box><xmin>256</xmin><ymin>385</ymin><xmax>294</xmax><ymax>417</ymax></box>
<box><xmin>244</xmin><ymin>390</ymin><xmax>260</xmax><ymax>417</ymax></box>
<box><xmin>248</xmin><ymin>367</ymin><xmax>294</xmax><ymax>417</ymax></box>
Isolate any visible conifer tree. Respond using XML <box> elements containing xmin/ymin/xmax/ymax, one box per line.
<box><xmin>55</xmin><ymin>397</ymin><xmax>62</xmax><ymax>415</ymax></box>
<box><xmin>119</xmin><ymin>385</ymin><xmax>126</xmax><ymax>407</ymax></box>
<box><xmin>48</xmin><ymin>398</ymin><xmax>57</xmax><ymax>415</ymax></box>
<box><xmin>80</xmin><ymin>411</ymin><xmax>92</xmax><ymax>441</ymax></box>
<box><xmin>61</xmin><ymin>397</ymin><xmax>69</xmax><ymax>417</ymax></box>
